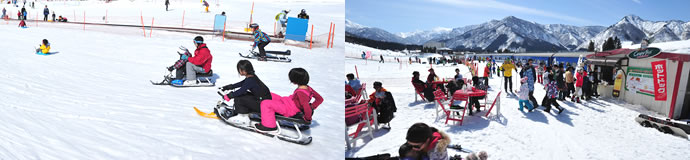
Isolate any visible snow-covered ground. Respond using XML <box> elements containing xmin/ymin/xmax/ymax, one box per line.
<box><xmin>345</xmin><ymin>43</ymin><xmax>449</xmax><ymax>63</ymax></box>
<box><xmin>0</xmin><ymin>0</ymin><xmax>344</xmax><ymax>159</ymax></box>
<box><xmin>345</xmin><ymin>48</ymin><xmax>690</xmax><ymax>159</ymax></box>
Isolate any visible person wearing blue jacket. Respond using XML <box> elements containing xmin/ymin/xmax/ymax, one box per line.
<box><xmin>43</xmin><ymin>5</ymin><xmax>48</xmax><ymax>21</ymax></box>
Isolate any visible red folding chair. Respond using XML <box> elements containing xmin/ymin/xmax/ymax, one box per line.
<box><xmin>484</xmin><ymin>91</ymin><xmax>502</xmax><ymax>117</ymax></box>
<box><xmin>345</xmin><ymin>103</ymin><xmax>375</xmax><ymax>150</ymax></box>
<box><xmin>346</xmin><ymin>83</ymin><xmax>367</xmax><ymax>105</ymax></box>
<box><xmin>412</xmin><ymin>82</ymin><xmax>426</xmax><ymax>101</ymax></box>
<box><xmin>434</xmin><ymin>90</ymin><xmax>467</xmax><ymax>125</ymax></box>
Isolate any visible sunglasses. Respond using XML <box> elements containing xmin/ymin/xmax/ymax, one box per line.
<box><xmin>407</xmin><ymin>142</ymin><xmax>424</xmax><ymax>149</ymax></box>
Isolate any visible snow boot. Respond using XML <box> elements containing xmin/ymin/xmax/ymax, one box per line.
<box><xmin>254</xmin><ymin>123</ymin><xmax>278</xmax><ymax>134</ymax></box>
<box><xmin>228</xmin><ymin>114</ymin><xmax>251</xmax><ymax>126</ymax></box>
<box><xmin>217</xmin><ymin>105</ymin><xmax>237</xmax><ymax>121</ymax></box>
<box><xmin>558</xmin><ymin>107</ymin><xmax>564</xmax><ymax>114</ymax></box>
<box><xmin>183</xmin><ymin>80</ymin><xmax>198</xmax><ymax>86</ymax></box>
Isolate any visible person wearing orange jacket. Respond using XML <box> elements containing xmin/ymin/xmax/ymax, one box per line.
<box><xmin>368</xmin><ymin>81</ymin><xmax>396</xmax><ymax>125</ymax></box>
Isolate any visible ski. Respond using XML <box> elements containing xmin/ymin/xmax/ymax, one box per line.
<box><xmin>238</xmin><ymin>50</ymin><xmax>292</xmax><ymax>63</ymax></box>
<box><xmin>447</xmin><ymin>144</ymin><xmax>473</xmax><ymax>153</ymax></box>
<box><xmin>210</xmin><ymin>107</ymin><xmax>313</xmax><ymax>145</ymax></box>
<box><xmin>194</xmin><ymin>106</ymin><xmax>310</xmax><ymax>130</ymax></box>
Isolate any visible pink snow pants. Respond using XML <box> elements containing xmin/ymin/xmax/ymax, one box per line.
<box><xmin>260</xmin><ymin>93</ymin><xmax>301</xmax><ymax>128</ymax></box>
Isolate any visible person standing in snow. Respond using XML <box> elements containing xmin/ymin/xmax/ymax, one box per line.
<box><xmin>521</xmin><ymin>59</ymin><xmax>539</xmax><ymax>108</ymax></box>
<box><xmin>564</xmin><ymin>66</ymin><xmax>575</xmax><ymax>101</ymax></box>
<box><xmin>255</xmin><ymin>68</ymin><xmax>323</xmax><ymax>133</ymax></box>
<box><xmin>249</xmin><ymin>23</ymin><xmax>271</xmax><ymax>61</ymax></box>
<box><xmin>379</xmin><ymin>55</ymin><xmax>384</xmax><ymax>63</ymax></box>
<box><xmin>172</xmin><ymin>36</ymin><xmax>213</xmax><ymax>85</ymax></box>
<box><xmin>543</xmin><ymin>74</ymin><xmax>564</xmax><ymax>114</ymax></box>
<box><xmin>2</xmin><ymin>7</ymin><xmax>6</xmax><ymax>19</ymax></box>
<box><xmin>165</xmin><ymin>0</ymin><xmax>169</xmax><ymax>12</ymax></box>
<box><xmin>20</xmin><ymin>6</ymin><xmax>26</xmax><ymax>20</ymax></box>
<box><xmin>217</xmin><ymin>60</ymin><xmax>271</xmax><ymax>126</ymax></box>
<box><xmin>501</xmin><ymin>59</ymin><xmax>517</xmax><ymax>94</ymax></box>
<box><xmin>51</xmin><ymin>11</ymin><xmax>55</xmax><ymax>22</ymax></box>
<box><xmin>42</xmin><ymin>5</ymin><xmax>49</xmax><ymax>21</ymax></box>
<box><xmin>404</xmin><ymin>123</ymin><xmax>450</xmax><ymax>160</ymax></box>
<box><xmin>572</xmin><ymin>68</ymin><xmax>585</xmax><ymax>103</ymax></box>
<box><xmin>202</xmin><ymin>0</ymin><xmax>209</xmax><ymax>12</ymax></box>
<box><xmin>165</xmin><ymin>0</ymin><xmax>170</xmax><ymax>11</ymax></box>
<box><xmin>515</xmin><ymin>77</ymin><xmax>534</xmax><ymax>112</ymax></box>
<box><xmin>555</xmin><ymin>64</ymin><xmax>566</xmax><ymax>101</ymax></box>
<box><xmin>297</xmin><ymin>9</ymin><xmax>309</xmax><ymax>19</ymax></box>
<box><xmin>276</xmin><ymin>9</ymin><xmax>290</xmax><ymax>36</ymax></box>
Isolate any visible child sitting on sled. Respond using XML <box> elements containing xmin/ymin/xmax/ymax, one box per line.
<box><xmin>254</xmin><ymin>68</ymin><xmax>323</xmax><ymax>133</ymax></box>
<box><xmin>35</xmin><ymin>39</ymin><xmax>50</xmax><ymax>54</ymax></box>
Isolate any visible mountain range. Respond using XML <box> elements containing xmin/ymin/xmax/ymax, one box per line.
<box><xmin>345</xmin><ymin>15</ymin><xmax>690</xmax><ymax>52</ymax></box>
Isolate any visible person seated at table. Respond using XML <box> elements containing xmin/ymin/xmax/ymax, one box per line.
<box><xmin>468</xmin><ymin>76</ymin><xmax>488</xmax><ymax>115</ymax></box>
<box><xmin>426</xmin><ymin>68</ymin><xmax>446</xmax><ymax>94</ymax></box>
<box><xmin>368</xmin><ymin>81</ymin><xmax>396</xmax><ymax>125</ymax></box>
<box><xmin>346</xmin><ymin>73</ymin><xmax>361</xmax><ymax>92</ymax></box>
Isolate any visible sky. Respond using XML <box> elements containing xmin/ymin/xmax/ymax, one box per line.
<box><xmin>346</xmin><ymin>0</ymin><xmax>690</xmax><ymax>33</ymax></box>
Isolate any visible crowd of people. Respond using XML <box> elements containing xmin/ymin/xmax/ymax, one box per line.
<box><xmin>498</xmin><ymin>57</ymin><xmax>601</xmax><ymax>114</ymax></box>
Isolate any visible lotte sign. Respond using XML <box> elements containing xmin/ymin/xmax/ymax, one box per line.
<box><xmin>651</xmin><ymin>60</ymin><xmax>667</xmax><ymax>101</ymax></box>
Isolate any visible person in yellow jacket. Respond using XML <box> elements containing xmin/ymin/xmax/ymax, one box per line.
<box><xmin>501</xmin><ymin>59</ymin><xmax>518</xmax><ymax>94</ymax></box>
<box><xmin>35</xmin><ymin>39</ymin><xmax>50</xmax><ymax>54</ymax></box>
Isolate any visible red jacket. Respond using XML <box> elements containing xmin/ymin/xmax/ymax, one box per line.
<box><xmin>575</xmin><ymin>71</ymin><xmax>586</xmax><ymax>87</ymax></box>
<box><xmin>188</xmin><ymin>43</ymin><xmax>213</xmax><ymax>72</ymax></box>
<box><xmin>293</xmin><ymin>87</ymin><xmax>323</xmax><ymax>122</ymax></box>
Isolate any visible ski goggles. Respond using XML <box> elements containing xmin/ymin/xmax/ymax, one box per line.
<box><xmin>194</xmin><ymin>40</ymin><xmax>203</xmax><ymax>44</ymax></box>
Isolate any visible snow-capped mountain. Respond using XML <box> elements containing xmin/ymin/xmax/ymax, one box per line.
<box><xmin>347</xmin><ymin>15</ymin><xmax>690</xmax><ymax>52</ymax></box>
<box><xmin>345</xmin><ymin>19</ymin><xmax>404</xmax><ymax>43</ymax></box>
<box><xmin>580</xmin><ymin>15</ymin><xmax>690</xmax><ymax>50</ymax></box>
<box><xmin>544</xmin><ymin>24</ymin><xmax>605</xmax><ymax>50</ymax></box>
<box><xmin>431</xmin><ymin>16</ymin><xmax>569</xmax><ymax>52</ymax></box>
<box><xmin>398</xmin><ymin>27</ymin><xmax>452</xmax><ymax>45</ymax></box>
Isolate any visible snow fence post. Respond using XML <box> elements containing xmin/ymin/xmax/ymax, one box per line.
<box><xmin>150</xmin><ymin>17</ymin><xmax>154</xmax><ymax>37</ymax></box>
<box><xmin>331</xmin><ymin>24</ymin><xmax>336</xmax><ymax>48</ymax></box>
<box><xmin>222</xmin><ymin>21</ymin><xmax>226</xmax><ymax>42</ymax></box>
<box><xmin>309</xmin><ymin>24</ymin><xmax>314</xmax><ymax>49</ymax></box>
<box><xmin>249</xmin><ymin>2</ymin><xmax>254</xmax><ymax>26</ymax></box>
<box><xmin>181</xmin><ymin>10</ymin><xmax>185</xmax><ymax>28</ymax></box>
<box><xmin>327</xmin><ymin>22</ymin><xmax>333</xmax><ymax>49</ymax></box>
<box><xmin>355</xmin><ymin>65</ymin><xmax>359</xmax><ymax>79</ymax></box>
<box><xmin>105</xmin><ymin>9</ymin><xmax>108</xmax><ymax>23</ymax></box>
<box><xmin>140</xmin><ymin>11</ymin><xmax>146</xmax><ymax>37</ymax></box>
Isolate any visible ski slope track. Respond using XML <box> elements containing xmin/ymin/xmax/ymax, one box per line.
<box><xmin>0</xmin><ymin>0</ymin><xmax>344</xmax><ymax>159</ymax></box>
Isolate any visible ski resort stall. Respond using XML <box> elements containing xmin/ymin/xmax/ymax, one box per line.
<box><xmin>587</xmin><ymin>48</ymin><xmax>690</xmax><ymax>120</ymax></box>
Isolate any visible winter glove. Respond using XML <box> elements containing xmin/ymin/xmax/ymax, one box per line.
<box><xmin>220</xmin><ymin>85</ymin><xmax>233</xmax><ymax>91</ymax></box>
<box><xmin>167</xmin><ymin>66</ymin><xmax>175</xmax><ymax>72</ymax></box>
<box><xmin>223</xmin><ymin>95</ymin><xmax>231</xmax><ymax>102</ymax></box>
<box><xmin>181</xmin><ymin>55</ymin><xmax>189</xmax><ymax>60</ymax></box>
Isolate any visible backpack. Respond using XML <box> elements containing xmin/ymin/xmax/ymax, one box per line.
<box><xmin>374</xmin><ymin>91</ymin><xmax>396</xmax><ymax>123</ymax></box>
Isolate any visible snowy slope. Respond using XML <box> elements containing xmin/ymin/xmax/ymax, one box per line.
<box><xmin>1</xmin><ymin>0</ymin><xmax>341</xmax><ymax>38</ymax></box>
<box><xmin>0</xmin><ymin>0</ymin><xmax>344</xmax><ymax>159</ymax></box>
<box><xmin>345</xmin><ymin>57</ymin><xmax>690</xmax><ymax>159</ymax></box>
